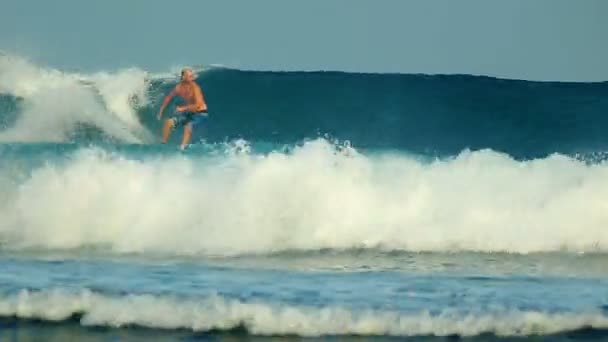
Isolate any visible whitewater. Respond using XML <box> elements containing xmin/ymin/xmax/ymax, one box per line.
<box><xmin>1</xmin><ymin>54</ymin><xmax>608</xmax><ymax>341</ymax></box>
<box><xmin>2</xmin><ymin>142</ymin><xmax>608</xmax><ymax>255</ymax></box>
<box><xmin>0</xmin><ymin>54</ymin><xmax>151</xmax><ymax>143</ymax></box>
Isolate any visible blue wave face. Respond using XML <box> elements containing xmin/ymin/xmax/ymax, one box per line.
<box><xmin>2</xmin><ymin>56</ymin><xmax>607</xmax><ymax>158</ymax></box>
<box><xmin>138</xmin><ymin>69</ymin><xmax>608</xmax><ymax>158</ymax></box>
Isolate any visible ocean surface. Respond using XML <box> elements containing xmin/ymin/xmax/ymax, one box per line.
<box><xmin>1</xmin><ymin>54</ymin><xmax>608</xmax><ymax>341</ymax></box>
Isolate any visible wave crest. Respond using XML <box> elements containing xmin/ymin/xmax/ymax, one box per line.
<box><xmin>0</xmin><ymin>54</ymin><xmax>152</xmax><ymax>143</ymax></box>
<box><xmin>2</xmin><ymin>288</ymin><xmax>608</xmax><ymax>337</ymax></box>
<box><xmin>1</xmin><ymin>139</ymin><xmax>608</xmax><ymax>255</ymax></box>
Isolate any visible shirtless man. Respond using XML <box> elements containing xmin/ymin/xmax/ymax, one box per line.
<box><xmin>157</xmin><ymin>68</ymin><xmax>208</xmax><ymax>149</ymax></box>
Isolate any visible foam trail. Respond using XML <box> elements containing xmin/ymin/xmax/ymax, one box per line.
<box><xmin>1</xmin><ymin>288</ymin><xmax>607</xmax><ymax>337</ymax></box>
<box><xmin>0</xmin><ymin>54</ymin><xmax>152</xmax><ymax>143</ymax></box>
<box><xmin>1</xmin><ymin>139</ymin><xmax>608</xmax><ymax>255</ymax></box>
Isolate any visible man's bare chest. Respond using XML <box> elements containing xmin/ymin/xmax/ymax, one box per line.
<box><xmin>176</xmin><ymin>85</ymin><xmax>195</xmax><ymax>100</ymax></box>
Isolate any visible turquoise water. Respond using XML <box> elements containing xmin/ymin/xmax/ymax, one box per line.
<box><xmin>1</xmin><ymin>250</ymin><xmax>608</xmax><ymax>340</ymax></box>
<box><xmin>1</xmin><ymin>55</ymin><xmax>608</xmax><ymax>340</ymax></box>
<box><xmin>1</xmin><ymin>142</ymin><xmax>608</xmax><ymax>340</ymax></box>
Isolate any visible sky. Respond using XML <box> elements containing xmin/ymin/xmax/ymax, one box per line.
<box><xmin>1</xmin><ymin>0</ymin><xmax>607</xmax><ymax>81</ymax></box>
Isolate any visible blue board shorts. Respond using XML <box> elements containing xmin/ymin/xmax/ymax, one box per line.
<box><xmin>171</xmin><ymin>112</ymin><xmax>208</xmax><ymax>129</ymax></box>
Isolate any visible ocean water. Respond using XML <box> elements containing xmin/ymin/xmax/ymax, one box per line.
<box><xmin>1</xmin><ymin>54</ymin><xmax>608</xmax><ymax>341</ymax></box>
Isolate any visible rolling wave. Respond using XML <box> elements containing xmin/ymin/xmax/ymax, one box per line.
<box><xmin>1</xmin><ymin>54</ymin><xmax>608</xmax><ymax>157</ymax></box>
<box><xmin>1</xmin><ymin>139</ymin><xmax>607</xmax><ymax>255</ymax></box>
<box><xmin>1</xmin><ymin>288</ymin><xmax>607</xmax><ymax>338</ymax></box>
<box><xmin>0</xmin><ymin>54</ymin><xmax>151</xmax><ymax>143</ymax></box>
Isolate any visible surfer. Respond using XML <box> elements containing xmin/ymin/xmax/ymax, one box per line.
<box><xmin>157</xmin><ymin>68</ymin><xmax>208</xmax><ymax>150</ymax></box>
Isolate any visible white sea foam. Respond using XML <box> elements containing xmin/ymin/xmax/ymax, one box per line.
<box><xmin>0</xmin><ymin>54</ymin><xmax>152</xmax><ymax>143</ymax></box>
<box><xmin>0</xmin><ymin>288</ymin><xmax>607</xmax><ymax>337</ymax></box>
<box><xmin>1</xmin><ymin>139</ymin><xmax>608</xmax><ymax>255</ymax></box>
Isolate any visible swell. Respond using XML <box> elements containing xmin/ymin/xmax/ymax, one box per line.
<box><xmin>2</xmin><ymin>55</ymin><xmax>608</xmax><ymax>157</ymax></box>
<box><xmin>143</xmin><ymin>68</ymin><xmax>608</xmax><ymax>158</ymax></box>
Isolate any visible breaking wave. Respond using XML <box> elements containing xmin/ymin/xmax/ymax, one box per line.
<box><xmin>1</xmin><ymin>288</ymin><xmax>608</xmax><ymax>337</ymax></box>
<box><xmin>1</xmin><ymin>139</ymin><xmax>607</xmax><ymax>255</ymax></box>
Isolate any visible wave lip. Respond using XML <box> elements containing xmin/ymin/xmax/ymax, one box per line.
<box><xmin>0</xmin><ymin>288</ymin><xmax>607</xmax><ymax>337</ymax></box>
<box><xmin>0</xmin><ymin>54</ymin><xmax>152</xmax><ymax>143</ymax></box>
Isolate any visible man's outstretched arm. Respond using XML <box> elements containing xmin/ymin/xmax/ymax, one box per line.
<box><xmin>158</xmin><ymin>88</ymin><xmax>177</xmax><ymax>120</ymax></box>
